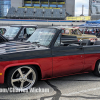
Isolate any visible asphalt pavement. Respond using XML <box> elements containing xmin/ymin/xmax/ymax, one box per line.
<box><xmin>0</xmin><ymin>72</ymin><xmax>100</xmax><ymax>100</ymax></box>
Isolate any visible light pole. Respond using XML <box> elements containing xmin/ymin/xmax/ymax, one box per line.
<box><xmin>80</xmin><ymin>5</ymin><xmax>84</xmax><ymax>16</ymax></box>
<box><xmin>48</xmin><ymin>0</ymin><xmax>49</xmax><ymax>7</ymax></box>
<box><xmin>39</xmin><ymin>0</ymin><xmax>41</xmax><ymax>7</ymax></box>
<box><xmin>31</xmin><ymin>0</ymin><xmax>33</xmax><ymax>7</ymax></box>
<box><xmin>56</xmin><ymin>0</ymin><xmax>58</xmax><ymax>8</ymax></box>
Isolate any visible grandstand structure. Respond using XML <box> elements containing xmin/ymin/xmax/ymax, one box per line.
<box><xmin>89</xmin><ymin>0</ymin><xmax>100</xmax><ymax>20</ymax></box>
<box><xmin>0</xmin><ymin>0</ymin><xmax>11</xmax><ymax>17</ymax></box>
<box><xmin>6</xmin><ymin>0</ymin><xmax>75</xmax><ymax>20</ymax></box>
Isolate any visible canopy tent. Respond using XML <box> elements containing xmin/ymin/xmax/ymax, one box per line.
<box><xmin>86</xmin><ymin>20</ymin><xmax>100</xmax><ymax>24</ymax></box>
<box><xmin>79</xmin><ymin>23</ymin><xmax>100</xmax><ymax>28</ymax></box>
<box><xmin>79</xmin><ymin>20</ymin><xmax>100</xmax><ymax>28</ymax></box>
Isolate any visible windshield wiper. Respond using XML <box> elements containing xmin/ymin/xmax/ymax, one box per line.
<box><xmin>32</xmin><ymin>42</ymin><xmax>40</xmax><ymax>44</ymax></box>
<box><xmin>25</xmin><ymin>41</ymin><xmax>31</xmax><ymax>43</ymax></box>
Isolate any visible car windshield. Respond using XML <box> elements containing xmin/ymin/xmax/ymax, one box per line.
<box><xmin>4</xmin><ymin>27</ymin><xmax>21</xmax><ymax>39</ymax></box>
<box><xmin>27</xmin><ymin>28</ymin><xmax>56</xmax><ymax>46</ymax></box>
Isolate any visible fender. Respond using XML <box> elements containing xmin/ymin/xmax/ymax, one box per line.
<box><xmin>3</xmin><ymin>62</ymin><xmax>42</xmax><ymax>78</ymax></box>
<box><xmin>92</xmin><ymin>58</ymin><xmax>100</xmax><ymax>71</ymax></box>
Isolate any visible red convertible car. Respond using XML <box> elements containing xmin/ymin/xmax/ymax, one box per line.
<box><xmin>0</xmin><ymin>27</ymin><xmax>100</xmax><ymax>91</ymax></box>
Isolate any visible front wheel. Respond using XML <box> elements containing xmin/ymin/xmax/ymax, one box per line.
<box><xmin>93</xmin><ymin>61</ymin><xmax>100</xmax><ymax>76</ymax></box>
<box><xmin>7</xmin><ymin>66</ymin><xmax>38</xmax><ymax>91</ymax></box>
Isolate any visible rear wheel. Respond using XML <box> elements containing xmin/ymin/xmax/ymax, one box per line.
<box><xmin>7</xmin><ymin>66</ymin><xmax>38</xmax><ymax>91</ymax></box>
<box><xmin>93</xmin><ymin>61</ymin><xmax>100</xmax><ymax>76</ymax></box>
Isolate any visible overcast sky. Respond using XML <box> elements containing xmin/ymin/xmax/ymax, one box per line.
<box><xmin>75</xmin><ymin>0</ymin><xmax>89</xmax><ymax>16</ymax></box>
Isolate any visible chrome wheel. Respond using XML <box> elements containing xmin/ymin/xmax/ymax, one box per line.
<box><xmin>98</xmin><ymin>63</ymin><xmax>100</xmax><ymax>74</ymax></box>
<box><xmin>11</xmin><ymin>66</ymin><xmax>36</xmax><ymax>91</ymax></box>
<box><xmin>93</xmin><ymin>61</ymin><xmax>100</xmax><ymax>77</ymax></box>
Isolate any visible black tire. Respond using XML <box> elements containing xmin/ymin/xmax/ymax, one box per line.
<box><xmin>93</xmin><ymin>61</ymin><xmax>100</xmax><ymax>77</ymax></box>
<box><xmin>6</xmin><ymin>66</ymin><xmax>38</xmax><ymax>91</ymax></box>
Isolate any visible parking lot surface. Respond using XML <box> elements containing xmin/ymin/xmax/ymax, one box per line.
<box><xmin>0</xmin><ymin>72</ymin><xmax>100</xmax><ymax>100</ymax></box>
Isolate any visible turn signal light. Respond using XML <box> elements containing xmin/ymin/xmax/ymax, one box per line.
<box><xmin>0</xmin><ymin>73</ymin><xmax>2</xmax><ymax>75</ymax></box>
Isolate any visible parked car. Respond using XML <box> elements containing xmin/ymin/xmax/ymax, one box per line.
<box><xmin>0</xmin><ymin>27</ymin><xmax>100</xmax><ymax>91</ymax></box>
<box><xmin>3</xmin><ymin>25</ymin><xmax>37</xmax><ymax>41</ymax></box>
<box><xmin>62</xmin><ymin>27</ymin><xmax>97</xmax><ymax>42</ymax></box>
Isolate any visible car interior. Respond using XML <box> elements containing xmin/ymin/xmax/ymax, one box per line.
<box><xmin>23</xmin><ymin>28</ymin><xmax>36</xmax><ymax>39</ymax></box>
<box><xmin>60</xmin><ymin>35</ymin><xmax>100</xmax><ymax>47</ymax></box>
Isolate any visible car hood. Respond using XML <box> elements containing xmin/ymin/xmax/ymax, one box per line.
<box><xmin>81</xmin><ymin>34</ymin><xmax>97</xmax><ymax>38</ymax></box>
<box><xmin>0</xmin><ymin>41</ymin><xmax>49</xmax><ymax>55</ymax></box>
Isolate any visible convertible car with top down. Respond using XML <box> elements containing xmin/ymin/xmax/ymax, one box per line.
<box><xmin>0</xmin><ymin>27</ymin><xmax>100</xmax><ymax>91</ymax></box>
<box><xmin>62</xmin><ymin>27</ymin><xmax>97</xmax><ymax>42</ymax></box>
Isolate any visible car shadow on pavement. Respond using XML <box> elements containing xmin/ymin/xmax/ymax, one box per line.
<box><xmin>0</xmin><ymin>72</ymin><xmax>100</xmax><ymax>100</ymax></box>
<box><xmin>0</xmin><ymin>83</ymin><xmax>7</xmax><ymax>88</ymax></box>
<box><xmin>0</xmin><ymin>72</ymin><xmax>99</xmax><ymax>88</ymax></box>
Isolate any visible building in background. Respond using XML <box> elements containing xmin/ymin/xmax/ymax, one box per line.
<box><xmin>4</xmin><ymin>0</ymin><xmax>75</xmax><ymax>19</ymax></box>
<box><xmin>89</xmin><ymin>0</ymin><xmax>100</xmax><ymax>20</ymax></box>
<box><xmin>10</xmin><ymin>0</ymin><xmax>75</xmax><ymax>16</ymax></box>
<box><xmin>0</xmin><ymin>0</ymin><xmax>11</xmax><ymax>17</ymax></box>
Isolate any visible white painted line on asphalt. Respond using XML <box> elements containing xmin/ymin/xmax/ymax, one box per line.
<box><xmin>44</xmin><ymin>97</ymin><xmax>53</xmax><ymax>100</ymax></box>
<box><xmin>63</xmin><ymin>87</ymin><xmax>100</xmax><ymax>96</ymax></box>
<box><xmin>37</xmin><ymin>97</ymin><xmax>53</xmax><ymax>100</ymax></box>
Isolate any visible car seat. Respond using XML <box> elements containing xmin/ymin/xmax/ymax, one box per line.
<box><xmin>94</xmin><ymin>41</ymin><xmax>100</xmax><ymax>45</ymax></box>
<box><xmin>81</xmin><ymin>39</ymin><xmax>91</xmax><ymax>46</ymax></box>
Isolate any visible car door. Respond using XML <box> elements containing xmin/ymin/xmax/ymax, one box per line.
<box><xmin>52</xmin><ymin>33</ymin><xmax>84</xmax><ymax>77</ymax></box>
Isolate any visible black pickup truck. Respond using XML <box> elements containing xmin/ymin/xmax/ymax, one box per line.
<box><xmin>0</xmin><ymin>27</ymin><xmax>100</xmax><ymax>91</ymax></box>
<box><xmin>3</xmin><ymin>25</ymin><xmax>37</xmax><ymax>41</ymax></box>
